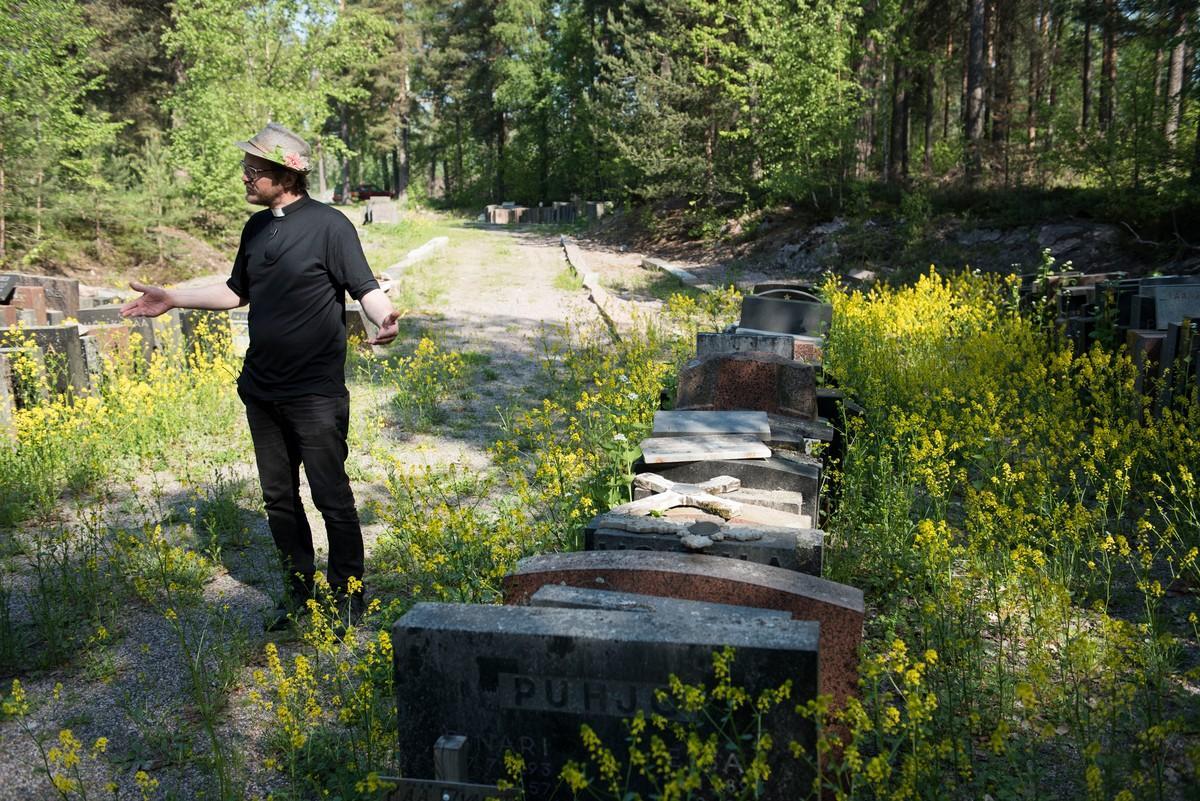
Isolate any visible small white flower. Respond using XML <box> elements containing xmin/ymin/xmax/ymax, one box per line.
<box><xmin>613</xmin><ymin>433</ymin><xmax>627</xmax><ymax>442</ymax></box>
<box><xmin>627</xmin><ymin>392</ymin><xmax>639</xmax><ymax>400</ymax></box>
<box><xmin>617</xmin><ymin>374</ymin><xmax>630</xmax><ymax>383</ymax></box>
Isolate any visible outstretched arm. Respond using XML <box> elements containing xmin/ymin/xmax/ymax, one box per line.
<box><xmin>359</xmin><ymin>288</ymin><xmax>400</xmax><ymax>346</ymax></box>
<box><xmin>121</xmin><ymin>281</ymin><xmax>246</xmax><ymax>318</ymax></box>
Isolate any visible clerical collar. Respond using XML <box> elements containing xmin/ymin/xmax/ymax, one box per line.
<box><xmin>270</xmin><ymin>194</ymin><xmax>309</xmax><ymax>218</ymax></box>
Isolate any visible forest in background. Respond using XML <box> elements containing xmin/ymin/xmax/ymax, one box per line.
<box><xmin>1</xmin><ymin>0</ymin><xmax>1198</xmax><ymax>274</ymax></box>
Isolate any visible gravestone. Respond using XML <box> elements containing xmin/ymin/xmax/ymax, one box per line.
<box><xmin>1127</xmin><ymin>329</ymin><xmax>1167</xmax><ymax>395</ymax></box>
<box><xmin>82</xmin><ymin>323</ymin><xmax>154</xmax><ymax>377</ymax></box>
<box><xmin>739</xmin><ymin>295</ymin><xmax>832</xmax><ymax>337</ymax></box>
<box><xmin>0</xmin><ymin>347</ymin><xmax>48</xmax><ymax>406</ymax></box>
<box><xmin>640</xmin><ymin>434</ymin><xmax>771</xmax><ymax>464</ymax></box>
<box><xmin>1142</xmin><ymin>276</ymin><xmax>1200</xmax><ymax>329</ymax></box>
<box><xmin>229</xmin><ymin>308</ymin><xmax>250</xmax><ymax>356</ymax></box>
<box><xmin>634</xmin><ymin>455</ymin><xmax>822</xmax><ymax>520</ymax></box>
<box><xmin>529</xmin><ymin>584</ymin><xmax>790</xmax><ymax>620</ymax></box>
<box><xmin>503</xmin><ymin>550</ymin><xmax>864</xmax><ymax>712</ymax></box>
<box><xmin>651</xmin><ymin>410</ymin><xmax>771</xmax><ymax>439</ymax></box>
<box><xmin>344</xmin><ymin>302</ymin><xmax>379</xmax><ymax>344</ymax></box>
<box><xmin>697</xmin><ymin>331</ymin><xmax>796</xmax><ymax>361</ymax></box>
<box><xmin>0</xmin><ymin>275</ymin><xmax>15</xmax><ymax>304</ymax></box>
<box><xmin>675</xmin><ymin>352</ymin><xmax>818</xmax><ymax>419</ymax></box>
<box><xmin>0</xmin><ymin>306</ymin><xmax>17</xmax><ymax>327</ymax></box>
<box><xmin>393</xmin><ymin>602</ymin><xmax>818</xmax><ymax>800</ymax></box>
<box><xmin>0</xmin><ymin>273</ymin><xmax>80</xmax><ymax>317</ymax></box>
<box><xmin>751</xmin><ymin>283</ymin><xmax>822</xmax><ymax>302</ymax></box>
<box><xmin>21</xmin><ymin>325</ymin><xmax>88</xmax><ymax>396</ymax></box>
<box><xmin>10</xmin><ymin>286</ymin><xmax>48</xmax><ymax>325</ymax></box>
<box><xmin>730</xmin><ymin>328</ymin><xmax>825</xmax><ymax>362</ymax></box>
<box><xmin>178</xmin><ymin>310</ymin><xmax>232</xmax><ymax>362</ymax></box>
<box><xmin>366</xmin><ymin>197</ymin><xmax>400</xmax><ymax>224</ymax></box>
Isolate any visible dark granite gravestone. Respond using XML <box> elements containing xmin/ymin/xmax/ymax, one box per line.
<box><xmin>503</xmin><ymin>551</ymin><xmax>864</xmax><ymax>713</ymax></box>
<box><xmin>739</xmin><ymin>295</ymin><xmax>832</xmax><ymax>337</ymax></box>
<box><xmin>633</xmin><ymin>454</ymin><xmax>822</xmax><ymax>520</ymax></box>
<box><xmin>22</xmin><ymin>325</ymin><xmax>88</xmax><ymax>396</ymax></box>
<box><xmin>675</xmin><ymin>352</ymin><xmax>818</xmax><ymax>419</ymax></box>
<box><xmin>178</xmin><ymin>310</ymin><xmax>232</xmax><ymax>362</ymax></box>
<box><xmin>528</xmin><ymin>584</ymin><xmax>791</xmax><ymax>620</ymax></box>
<box><xmin>394</xmin><ymin>602</ymin><xmax>818</xmax><ymax>800</ymax></box>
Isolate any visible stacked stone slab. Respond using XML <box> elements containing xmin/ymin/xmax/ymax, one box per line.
<box><xmin>388</xmin><ymin>283</ymin><xmax>865</xmax><ymax>799</ymax></box>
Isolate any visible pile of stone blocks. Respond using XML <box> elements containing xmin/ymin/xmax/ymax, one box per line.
<box><xmin>387</xmin><ymin>284</ymin><xmax>862</xmax><ymax>800</ymax></box>
<box><xmin>1</xmin><ymin>273</ymin><xmax>233</xmax><ymax>423</ymax></box>
<box><xmin>1019</xmin><ymin>272</ymin><xmax>1200</xmax><ymax>412</ymax></box>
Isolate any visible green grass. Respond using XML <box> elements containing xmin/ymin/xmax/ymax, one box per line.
<box><xmin>553</xmin><ymin>267</ymin><xmax>585</xmax><ymax>292</ymax></box>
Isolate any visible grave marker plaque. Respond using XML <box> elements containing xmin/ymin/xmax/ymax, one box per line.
<box><xmin>394</xmin><ymin>602</ymin><xmax>818</xmax><ymax>800</ymax></box>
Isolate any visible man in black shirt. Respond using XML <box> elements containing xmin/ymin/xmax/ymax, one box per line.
<box><xmin>122</xmin><ymin>123</ymin><xmax>399</xmax><ymax>632</ymax></box>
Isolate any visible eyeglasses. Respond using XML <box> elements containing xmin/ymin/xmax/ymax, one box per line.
<box><xmin>241</xmin><ymin>161</ymin><xmax>278</xmax><ymax>180</ymax></box>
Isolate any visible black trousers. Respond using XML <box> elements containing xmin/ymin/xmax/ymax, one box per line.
<box><xmin>241</xmin><ymin>392</ymin><xmax>364</xmax><ymax>597</ymax></box>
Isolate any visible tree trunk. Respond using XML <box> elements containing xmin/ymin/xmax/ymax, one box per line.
<box><xmin>317</xmin><ymin>141</ymin><xmax>327</xmax><ymax>196</ymax></box>
<box><xmin>888</xmin><ymin>56</ymin><xmax>909</xmax><ymax>184</ymax></box>
<box><xmin>1165</xmin><ymin>4</ymin><xmax>1187</xmax><ymax>145</ymax></box>
<box><xmin>1082</xmin><ymin>2</ymin><xmax>1092</xmax><ymax>131</ymax></box>
<box><xmin>0</xmin><ymin>147</ymin><xmax>6</xmax><ymax>263</ymax></box>
<box><xmin>966</xmin><ymin>0</ymin><xmax>987</xmax><ymax>180</ymax></box>
<box><xmin>924</xmin><ymin>63</ymin><xmax>935</xmax><ymax>173</ymax></box>
<box><xmin>339</xmin><ymin>106</ymin><xmax>351</xmax><ymax>202</ymax></box>
<box><xmin>853</xmin><ymin>12</ymin><xmax>879</xmax><ymax>178</ymax></box>
<box><xmin>991</xmin><ymin>0</ymin><xmax>1014</xmax><ymax>147</ymax></box>
<box><xmin>494</xmin><ymin>111</ymin><xmax>506</xmax><ymax>201</ymax></box>
<box><xmin>1099</xmin><ymin>0</ymin><xmax>1116</xmax><ymax>131</ymax></box>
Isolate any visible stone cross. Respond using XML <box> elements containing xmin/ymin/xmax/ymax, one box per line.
<box><xmin>613</xmin><ymin>473</ymin><xmax>743</xmax><ymax>519</ymax></box>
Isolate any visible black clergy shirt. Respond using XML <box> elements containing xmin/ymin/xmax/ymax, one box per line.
<box><xmin>227</xmin><ymin>195</ymin><xmax>379</xmax><ymax>399</ymax></box>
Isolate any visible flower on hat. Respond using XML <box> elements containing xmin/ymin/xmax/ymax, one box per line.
<box><xmin>266</xmin><ymin>144</ymin><xmax>308</xmax><ymax>172</ymax></box>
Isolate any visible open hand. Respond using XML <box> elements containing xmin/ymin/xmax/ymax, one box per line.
<box><xmin>367</xmin><ymin>310</ymin><xmax>401</xmax><ymax>346</ymax></box>
<box><xmin>121</xmin><ymin>281</ymin><xmax>173</xmax><ymax>318</ymax></box>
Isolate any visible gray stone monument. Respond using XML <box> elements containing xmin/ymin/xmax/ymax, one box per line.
<box><xmin>393</xmin><ymin>602</ymin><xmax>818</xmax><ymax>800</ymax></box>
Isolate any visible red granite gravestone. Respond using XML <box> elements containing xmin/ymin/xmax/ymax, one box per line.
<box><xmin>676</xmin><ymin>351</ymin><xmax>817</xmax><ymax>419</ymax></box>
<box><xmin>10</xmin><ymin>286</ymin><xmax>48</xmax><ymax>325</ymax></box>
<box><xmin>503</xmin><ymin>551</ymin><xmax>863</xmax><ymax>712</ymax></box>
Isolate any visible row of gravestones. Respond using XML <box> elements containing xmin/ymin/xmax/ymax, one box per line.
<box><xmin>485</xmin><ymin>201</ymin><xmax>611</xmax><ymax>226</ymax></box>
<box><xmin>1023</xmin><ymin>272</ymin><xmax>1200</xmax><ymax>411</ymax></box>
<box><xmin>0</xmin><ymin>271</ymin><xmax>237</xmax><ymax>429</ymax></box>
<box><xmin>386</xmin><ymin>287</ymin><xmax>859</xmax><ymax>800</ymax></box>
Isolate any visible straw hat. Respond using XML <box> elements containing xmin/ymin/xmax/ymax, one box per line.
<box><xmin>235</xmin><ymin>122</ymin><xmax>312</xmax><ymax>173</ymax></box>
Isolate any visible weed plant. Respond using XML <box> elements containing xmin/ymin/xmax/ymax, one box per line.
<box><xmin>813</xmin><ymin>268</ymin><xmax>1200</xmax><ymax>799</ymax></box>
